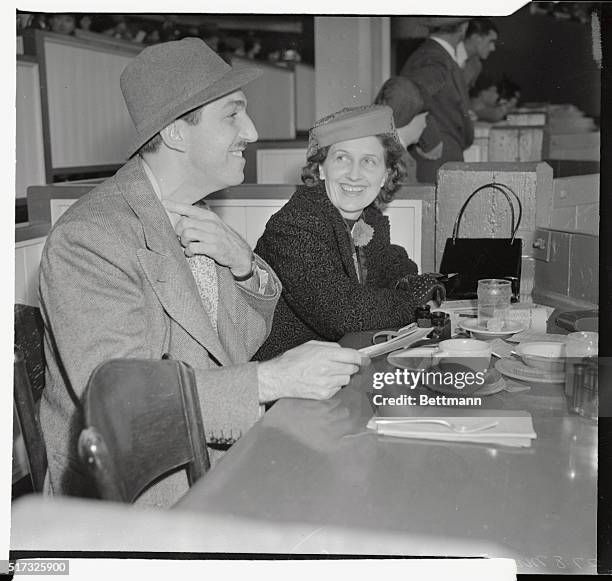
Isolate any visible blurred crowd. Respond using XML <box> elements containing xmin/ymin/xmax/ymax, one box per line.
<box><xmin>16</xmin><ymin>13</ymin><xmax>304</xmax><ymax>64</ymax></box>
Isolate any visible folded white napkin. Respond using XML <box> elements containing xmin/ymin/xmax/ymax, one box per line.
<box><xmin>368</xmin><ymin>411</ymin><xmax>536</xmax><ymax>448</ymax></box>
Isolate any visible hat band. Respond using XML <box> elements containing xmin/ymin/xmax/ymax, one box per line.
<box><xmin>316</xmin><ymin>125</ymin><xmax>396</xmax><ymax>148</ymax></box>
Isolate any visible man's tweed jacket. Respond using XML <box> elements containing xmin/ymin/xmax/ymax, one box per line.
<box><xmin>401</xmin><ymin>38</ymin><xmax>475</xmax><ymax>183</ymax></box>
<box><xmin>38</xmin><ymin>157</ymin><xmax>280</xmax><ymax>505</ymax></box>
<box><xmin>253</xmin><ymin>185</ymin><xmax>427</xmax><ymax>361</ymax></box>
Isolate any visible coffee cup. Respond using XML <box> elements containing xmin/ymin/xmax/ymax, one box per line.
<box><xmin>432</xmin><ymin>338</ymin><xmax>492</xmax><ymax>376</ymax></box>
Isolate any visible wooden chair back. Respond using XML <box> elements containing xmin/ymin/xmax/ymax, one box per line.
<box><xmin>78</xmin><ymin>358</ymin><xmax>210</xmax><ymax>503</ymax></box>
<box><xmin>14</xmin><ymin>350</ymin><xmax>48</xmax><ymax>492</ymax></box>
<box><xmin>13</xmin><ymin>304</ymin><xmax>47</xmax><ymax>492</ymax></box>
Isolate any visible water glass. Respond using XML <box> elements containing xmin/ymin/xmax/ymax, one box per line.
<box><xmin>565</xmin><ymin>332</ymin><xmax>598</xmax><ymax>419</ymax></box>
<box><xmin>564</xmin><ymin>332</ymin><xmax>598</xmax><ymax>397</ymax></box>
<box><xmin>477</xmin><ymin>279</ymin><xmax>512</xmax><ymax>331</ymax></box>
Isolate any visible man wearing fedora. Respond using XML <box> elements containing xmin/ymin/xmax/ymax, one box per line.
<box><xmin>400</xmin><ymin>17</ymin><xmax>475</xmax><ymax>183</ymax></box>
<box><xmin>38</xmin><ymin>38</ymin><xmax>363</xmax><ymax>505</ymax></box>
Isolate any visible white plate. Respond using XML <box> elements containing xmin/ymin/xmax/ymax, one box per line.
<box><xmin>460</xmin><ymin>319</ymin><xmax>525</xmax><ymax>340</ymax></box>
<box><xmin>495</xmin><ymin>357</ymin><xmax>565</xmax><ymax>384</ymax></box>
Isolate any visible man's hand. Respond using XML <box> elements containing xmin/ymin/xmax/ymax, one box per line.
<box><xmin>257</xmin><ymin>341</ymin><xmax>365</xmax><ymax>403</ymax></box>
<box><xmin>163</xmin><ymin>199</ymin><xmax>253</xmax><ymax>278</ymax></box>
<box><xmin>396</xmin><ymin>124</ymin><xmax>412</xmax><ymax>148</ymax></box>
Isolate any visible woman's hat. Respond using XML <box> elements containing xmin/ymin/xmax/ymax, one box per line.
<box><xmin>374</xmin><ymin>77</ymin><xmax>428</xmax><ymax>128</ymax></box>
<box><xmin>121</xmin><ymin>37</ymin><xmax>262</xmax><ymax>157</ymax></box>
<box><xmin>307</xmin><ymin>104</ymin><xmax>401</xmax><ymax>159</ymax></box>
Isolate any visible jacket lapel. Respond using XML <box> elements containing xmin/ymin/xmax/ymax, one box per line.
<box><xmin>427</xmin><ymin>40</ymin><xmax>470</xmax><ymax>109</ymax></box>
<box><xmin>426</xmin><ymin>39</ymin><xmax>474</xmax><ymax>146</ymax></box>
<box><xmin>450</xmin><ymin>60</ymin><xmax>471</xmax><ymax>112</ymax></box>
<box><xmin>117</xmin><ymin>159</ymin><xmax>231</xmax><ymax>366</ymax></box>
<box><xmin>450</xmin><ymin>63</ymin><xmax>474</xmax><ymax>146</ymax></box>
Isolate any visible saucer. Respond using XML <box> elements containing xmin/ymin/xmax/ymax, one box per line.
<box><xmin>460</xmin><ymin>319</ymin><xmax>525</xmax><ymax>340</ymax></box>
<box><xmin>495</xmin><ymin>357</ymin><xmax>565</xmax><ymax>384</ymax></box>
<box><xmin>472</xmin><ymin>369</ymin><xmax>505</xmax><ymax>395</ymax></box>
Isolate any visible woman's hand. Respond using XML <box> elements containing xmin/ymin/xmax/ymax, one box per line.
<box><xmin>395</xmin><ymin>273</ymin><xmax>446</xmax><ymax>307</ymax></box>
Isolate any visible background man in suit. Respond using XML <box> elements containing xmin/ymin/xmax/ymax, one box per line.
<box><xmin>457</xmin><ymin>18</ymin><xmax>499</xmax><ymax>90</ymax></box>
<box><xmin>39</xmin><ymin>38</ymin><xmax>363</xmax><ymax>505</ymax></box>
<box><xmin>400</xmin><ymin>17</ymin><xmax>474</xmax><ymax>183</ymax></box>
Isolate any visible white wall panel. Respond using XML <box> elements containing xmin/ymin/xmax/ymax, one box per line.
<box><xmin>256</xmin><ymin>149</ymin><xmax>306</xmax><ymax>184</ymax></box>
<box><xmin>383</xmin><ymin>201</ymin><xmax>422</xmax><ymax>272</ymax></box>
<box><xmin>44</xmin><ymin>38</ymin><xmax>137</xmax><ymax>168</ymax></box>
<box><xmin>16</xmin><ymin>61</ymin><xmax>46</xmax><ymax>198</ymax></box>
<box><xmin>232</xmin><ymin>57</ymin><xmax>295</xmax><ymax>140</ymax></box>
<box><xmin>294</xmin><ymin>63</ymin><xmax>315</xmax><ymax>132</ymax></box>
<box><xmin>15</xmin><ymin>237</ymin><xmax>46</xmax><ymax>307</ymax></box>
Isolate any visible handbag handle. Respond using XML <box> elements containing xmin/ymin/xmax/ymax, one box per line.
<box><xmin>451</xmin><ymin>182</ymin><xmax>522</xmax><ymax>244</ymax></box>
<box><xmin>492</xmin><ymin>182</ymin><xmax>523</xmax><ymax>234</ymax></box>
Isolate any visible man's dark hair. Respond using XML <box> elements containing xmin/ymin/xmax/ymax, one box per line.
<box><xmin>466</xmin><ymin>18</ymin><xmax>498</xmax><ymax>38</ymax></box>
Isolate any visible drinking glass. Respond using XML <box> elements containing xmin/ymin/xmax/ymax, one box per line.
<box><xmin>477</xmin><ymin>279</ymin><xmax>511</xmax><ymax>331</ymax></box>
<box><xmin>565</xmin><ymin>332</ymin><xmax>598</xmax><ymax>419</ymax></box>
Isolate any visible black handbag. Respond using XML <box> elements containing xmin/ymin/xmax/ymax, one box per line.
<box><xmin>438</xmin><ymin>182</ymin><xmax>523</xmax><ymax>301</ymax></box>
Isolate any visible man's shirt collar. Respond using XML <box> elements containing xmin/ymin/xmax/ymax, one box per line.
<box><xmin>431</xmin><ymin>36</ymin><xmax>460</xmax><ymax>65</ymax></box>
<box><xmin>139</xmin><ymin>155</ymin><xmax>180</xmax><ymax>227</ymax></box>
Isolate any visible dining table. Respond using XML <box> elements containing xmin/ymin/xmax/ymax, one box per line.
<box><xmin>175</xmin><ymin>330</ymin><xmax>598</xmax><ymax>574</ymax></box>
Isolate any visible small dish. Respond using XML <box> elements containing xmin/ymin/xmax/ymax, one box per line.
<box><xmin>495</xmin><ymin>357</ymin><xmax>565</xmax><ymax>384</ymax></box>
<box><xmin>515</xmin><ymin>341</ymin><xmax>566</xmax><ymax>373</ymax></box>
<box><xmin>459</xmin><ymin>319</ymin><xmax>525</xmax><ymax>340</ymax></box>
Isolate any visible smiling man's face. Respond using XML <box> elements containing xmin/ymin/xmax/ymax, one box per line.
<box><xmin>181</xmin><ymin>90</ymin><xmax>258</xmax><ymax>192</ymax></box>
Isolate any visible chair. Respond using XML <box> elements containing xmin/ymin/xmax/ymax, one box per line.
<box><xmin>13</xmin><ymin>304</ymin><xmax>47</xmax><ymax>492</ymax></box>
<box><xmin>78</xmin><ymin>358</ymin><xmax>210</xmax><ymax>503</ymax></box>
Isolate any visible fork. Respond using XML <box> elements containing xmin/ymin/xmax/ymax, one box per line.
<box><xmin>374</xmin><ymin>418</ymin><xmax>499</xmax><ymax>433</ymax></box>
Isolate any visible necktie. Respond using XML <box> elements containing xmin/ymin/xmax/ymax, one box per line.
<box><xmin>186</xmin><ymin>254</ymin><xmax>219</xmax><ymax>333</ymax></box>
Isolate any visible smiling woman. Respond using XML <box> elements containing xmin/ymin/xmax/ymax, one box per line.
<box><xmin>253</xmin><ymin>105</ymin><xmax>446</xmax><ymax>361</ymax></box>
<box><xmin>319</xmin><ymin>136</ymin><xmax>388</xmax><ymax>219</ymax></box>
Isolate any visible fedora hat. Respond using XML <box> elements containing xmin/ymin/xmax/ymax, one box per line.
<box><xmin>121</xmin><ymin>37</ymin><xmax>262</xmax><ymax>157</ymax></box>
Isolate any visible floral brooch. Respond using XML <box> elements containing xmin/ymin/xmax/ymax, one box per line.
<box><xmin>352</xmin><ymin>219</ymin><xmax>374</xmax><ymax>247</ymax></box>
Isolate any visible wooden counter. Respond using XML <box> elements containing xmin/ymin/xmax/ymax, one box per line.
<box><xmin>174</xmin><ymin>331</ymin><xmax>597</xmax><ymax>573</ymax></box>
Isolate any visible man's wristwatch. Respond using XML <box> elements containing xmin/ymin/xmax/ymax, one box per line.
<box><xmin>232</xmin><ymin>255</ymin><xmax>257</xmax><ymax>281</ymax></box>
